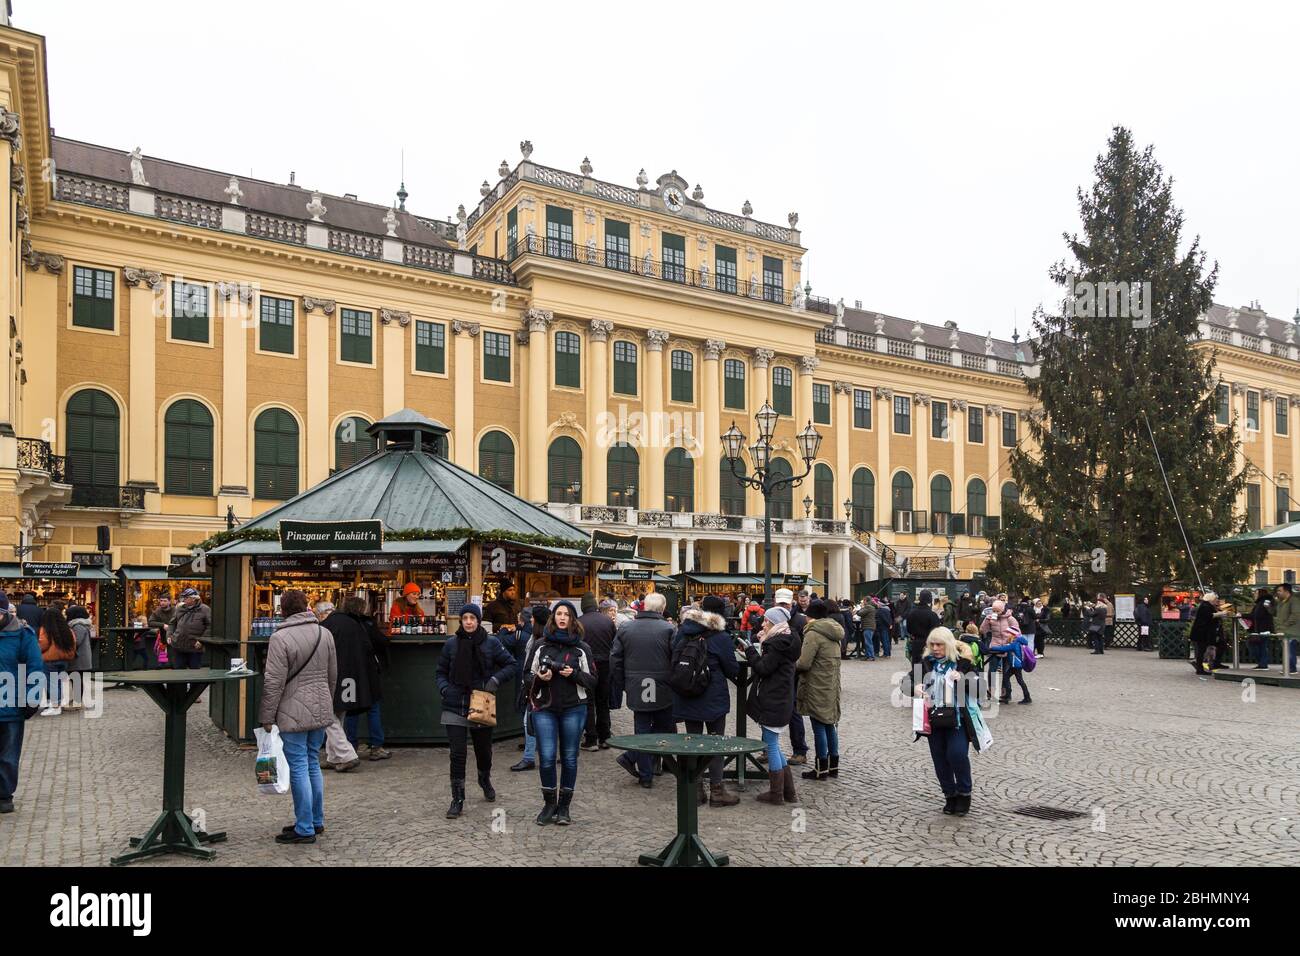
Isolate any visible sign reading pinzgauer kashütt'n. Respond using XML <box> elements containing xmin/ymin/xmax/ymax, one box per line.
<box><xmin>587</xmin><ymin>529</ymin><xmax>638</xmax><ymax>562</ymax></box>
<box><xmin>278</xmin><ymin>520</ymin><xmax>384</xmax><ymax>552</ymax></box>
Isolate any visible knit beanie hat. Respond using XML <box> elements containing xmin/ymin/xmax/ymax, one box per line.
<box><xmin>764</xmin><ymin>606</ymin><xmax>790</xmax><ymax>625</ymax></box>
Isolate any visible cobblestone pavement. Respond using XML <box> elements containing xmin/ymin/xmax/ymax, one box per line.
<box><xmin>2</xmin><ymin>646</ymin><xmax>1297</xmax><ymax>867</ymax></box>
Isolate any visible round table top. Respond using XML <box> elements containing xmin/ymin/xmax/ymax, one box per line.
<box><xmin>606</xmin><ymin>733</ymin><xmax>765</xmax><ymax>756</ymax></box>
<box><xmin>100</xmin><ymin>668</ymin><xmax>258</xmax><ymax>686</ymax></box>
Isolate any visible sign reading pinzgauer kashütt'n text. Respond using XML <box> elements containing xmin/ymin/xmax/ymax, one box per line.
<box><xmin>278</xmin><ymin>520</ymin><xmax>384</xmax><ymax>552</ymax></box>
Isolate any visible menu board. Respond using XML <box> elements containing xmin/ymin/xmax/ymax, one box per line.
<box><xmin>445</xmin><ymin>588</ymin><xmax>469</xmax><ymax>618</ymax></box>
<box><xmin>254</xmin><ymin>550</ymin><xmax>468</xmax><ymax>579</ymax></box>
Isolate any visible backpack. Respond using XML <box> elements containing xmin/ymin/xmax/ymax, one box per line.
<box><xmin>1021</xmin><ymin>642</ymin><xmax>1037</xmax><ymax>672</ymax></box>
<box><xmin>669</xmin><ymin>635</ymin><xmax>712</xmax><ymax>698</ymax></box>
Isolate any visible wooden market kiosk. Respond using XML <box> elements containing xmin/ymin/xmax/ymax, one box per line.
<box><xmin>201</xmin><ymin>410</ymin><xmax>648</xmax><ymax>745</ymax></box>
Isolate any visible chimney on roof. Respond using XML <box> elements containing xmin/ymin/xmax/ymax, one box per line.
<box><xmin>855</xmin><ymin>300</ymin><xmax>862</xmax><ymax>309</ymax></box>
<box><xmin>344</xmin><ymin>193</ymin><xmax>357</xmax><ymax>201</ymax></box>
<box><xmin>289</xmin><ymin>171</ymin><xmax>296</xmax><ymax>186</ymax></box>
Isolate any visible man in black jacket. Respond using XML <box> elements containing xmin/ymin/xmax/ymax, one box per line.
<box><xmin>579</xmin><ymin>594</ymin><xmax>616</xmax><ymax>750</ymax></box>
<box><xmin>904</xmin><ymin>590</ymin><xmax>942</xmax><ymax>664</ymax></box>
<box><xmin>610</xmin><ymin>592</ymin><xmax>676</xmax><ymax>786</ymax></box>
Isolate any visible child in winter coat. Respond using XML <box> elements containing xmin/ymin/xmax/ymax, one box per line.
<box><xmin>987</xmin><ymin>626</ymin><xmax>1032</xmax><ymax>704</ymax></box>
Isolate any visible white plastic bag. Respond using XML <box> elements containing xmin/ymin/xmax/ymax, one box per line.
<box><xmin>254</xmin><ymin>725</ymin><xmax>291</xmax><ymax>795</ymax></box>
<box><xmin>967</xmin><ymin>705</ymin><xmax>994</xmax><ymax>753</ymax></box>
<box><xmin>911</xmin><ymin>698</ymin><xmax>928</xmax><ymax>734</ymax></box>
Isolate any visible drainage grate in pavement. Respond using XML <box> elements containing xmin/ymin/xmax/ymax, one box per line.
<box><xmin>1013</xmin><ymin>805</ymin><xmax>1089</xmax><ymax>821</ymax></box>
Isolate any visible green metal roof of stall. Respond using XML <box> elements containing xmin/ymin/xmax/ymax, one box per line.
<box><xmin>210</xmin><ymin>539</ymin><xmax>468</xmax><ymax>557</ymax></box>
<box><xmin>208</xmin><ymin>410</ymin><xmax>588</xmax><ymax>553</ymax></box>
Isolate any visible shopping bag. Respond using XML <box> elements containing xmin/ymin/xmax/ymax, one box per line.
<box><xmin>911</xmin><ymin>697</ymin><xmax>930</xmax><ymax>735</ymax></box>
<box><xmin>254</xmin><ymin>725</ymin><xmax>291</xmax><ymax>795</ymax></box>
<box><xmin>154</xmin><ymin>637</ymin><xmax>168</xmax><ymax>665</ymax></box>
<box><xmin>967</xmin><ymin>704</ymin><xmax>993</xmax><ymax>753</ymax></box>
<box><xmin>468</xmin><ymin>688</ymin><xmax>497</xmax><ymax>727</ymax></box>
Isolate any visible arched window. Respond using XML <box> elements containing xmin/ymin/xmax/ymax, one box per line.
<box><xmin>721</xmin><ymin>459</ymin><xmax>747</xmax><ymax>516</ymax></box>
<box><xmin>930</xmin><ymin>474</ymin><xmax>952</xmax><ymax>514</ymax></box>
<box><xmin>1001</xmin><ymin>481</ymin><xmax>1020</xmax><ymax>514</ymax></box>
<box><xmin>478</xmin><ymin>430</ymin><xmax>515</xmax><ymax>493</ymax></box>
<box><xmin>851</xmin><ymin>468</ymin><xmax>875</xmax><ymax>531</ymax></box>
<box><xmin>814</xmin><ymin>463</ymin><xmax>834</xmax><ymax>519</ymax></box>
<box><xmin>769</xmin><ymin>457</ymin><xmax>794</xmax><ymax>519</ymax></box>
<box><xmin>607</xmin><ymin>443</ymin><xmax>639</xmax><ymax>508</ymax></box>
<box><xmin>664</xmin><ymin>448</ymin><xmax>695</xmax><ymax>512</ymax></box>
<box><xmin>164</xmin><ymin>399</ymin><xmax>213</xmax><ymax>496</ymax></box>
<box><xmin>66</xmin><ymin>388</ymin><xmax>120</xmax><ymax>506</ymax></box>
<box><xmin>334</xmin><ymin>416</ymin><xmax>373</xmax><ymax>473</ymax></box>
<box><xmin>547</xmin><ymin>437</ymin><xmax>582</xmax><ymax>503</ymax></box>
<box><xmin>891</xmin><ymin>472</ymin><xmax>914</xmax><ymax>530</ymax></box>
<box><xmin>967</xmin><ymin>478</ymin><xmax>987</xmax><ymax>516</ymax></box>
<box><xmin>254</xmin><ymin>408</ymin><xmax>299</xmax><ymax>501</ymax></box>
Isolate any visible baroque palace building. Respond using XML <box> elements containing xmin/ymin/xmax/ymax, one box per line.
<box><xmin>0</xmin><ymin>17</ymin><xmax>1296</xmax><ymax>604</ymax></box>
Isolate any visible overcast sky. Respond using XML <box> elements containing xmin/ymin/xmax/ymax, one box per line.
<box><xmin>25</xmin><ymin>0</ymin><xmax>1300</xmax><ymax>339</ymax></box>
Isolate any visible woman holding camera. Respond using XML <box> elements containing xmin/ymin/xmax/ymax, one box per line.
<box><xmin>435</xmin><ymin>603</ymin><xmax>517</xmax><ymax>819</ymax></box>
<box><xmin>523</xmin><ymin>600</ymin><xmax>598</xmax><ymax>826</ymax></box>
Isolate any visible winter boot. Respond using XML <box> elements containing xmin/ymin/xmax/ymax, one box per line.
<box><xmin>801</xmin><ymin>757</ymin><xmax>829</xmax><ymax>781</ymax></box>
<box><xmin>828</xmin><ymin>755</ymin><xmax>840</xmax><ymax>778</ymax></box>
<box><xmin>954</xmin><ymin>794</ymin><xmax>971</xmax><ymax>816</ymax></box>
<box><xmin>709</xmin><ymin>783</ymin><xmax>740</xmax><ymax>807</ymax></box>
<box><xmin>782</xmin><ymin>766</ymin><xmax>800</xmax><ymax>803</ymax></box>
<box><xmin>756</xmin><ymin>771</ymin><xmax>784</xmax><ymax>804</ymax></box>
<box><xmin>446</xmin><ymin>780</ymin><xmax>466</xmax><ymax>819</ymax></box>
<box><xmin>535</xmin><ymin>788</ymin><xmax>558</xmax><ymax>826</ymax></box>
<box><xmin>555</xmin><ymin>788</ymin><xmax>574</xmax><ymax>826</ymax></box>
<box><xmin>942</xmin><ymin>796</ymin><xmax>957</xmax><ymax>815</ymax></box>
<box><xmin>478</xmin><ymin>771</ymin><xmax>496</xmax><ymax>802</ymax></box>
<box><xmin>697</xmin><ymin>779</ymin><xmax>708</xmax><ymax>806</ymax></box>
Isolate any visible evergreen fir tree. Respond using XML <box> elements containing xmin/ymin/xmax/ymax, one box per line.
<box><xmin>986</xmin><ymin>127</ymin><xmax>1262</xmax><ymax>596</ymax></box>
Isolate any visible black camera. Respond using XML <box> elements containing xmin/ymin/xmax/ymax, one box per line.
<box><xmin>538</xmin><ymin>655</ymin><xmax>562</xmax><ymax>675</ymax></box>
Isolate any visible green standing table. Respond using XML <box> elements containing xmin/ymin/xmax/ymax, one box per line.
<box><xmin>102</xmin><ymin>668</ymin><xmax>257</xmax><ymax>866</ymax></box>
<box><xmin>607</xmin><ymin>733</ymin><xmax>764</xmax><ymax>867</ymax></box>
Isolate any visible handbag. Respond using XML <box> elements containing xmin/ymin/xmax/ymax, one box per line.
<box><xmin>468</xmin><ymin>688</ymin><xmax>497</xmax><ymax>727</ymax></box>
<box><xmin>929</xmin><ymin>705</ymin><xmax>958</xmax><ymax>729</ymax></box>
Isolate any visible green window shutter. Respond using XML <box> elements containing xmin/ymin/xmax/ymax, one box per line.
<box><xmin>507</xmin><ymin>207</ymin><xmax>519</xmax><ymax>256</ymax></box>
<box><xmin>724</xmin><ymin>358</ymin><xmax>745</xmax><ymax>409</ymax></box>
<box><xmin>254</xmin><ymin>409</ymin><xmax>299</xmax><ymax>500</ymax></box>
<box><xmin>720</xmin><ymin>460</ymin><xmax>746</xmax><ymax>515</ymax></box>
<box><xmin>851</xmin><ymin>468</ymin><xmax>875</xmax><ymax>530</ymax></box>
<box><xmin>769</xmin><ymin>459</ymin><xmax>793</xmax><ymax>518</ymax></box>
<box><xmin>171</xmin><ymin>282</ymin><xmax>210</xmax><ymax>343</ymax></box>
<box><xmin>547</xmin><ymin>437</ymin><xmax>583</xmax><ymax>503</ymax></box>
<box><xmin>664</xmin><ymin>449</ymin><xmax>694</xmax><ymax>512</ymax></box>
<box><xmin>670</xmin><ymin>350</ymin><xmax>693</xmax><ymax>403</ymax></box>
<box><xmin>340</xmin><ymin>309</ymin><xmax>373</xmax><ymax>364</ymax></box>
<box><xmin>66</xmin><ymin>389</ymin><xmax>120</xmax><ymax>491</ymax></box>
<box><xmin>853</xmin><ymin>389</ymin><xmax>872</xmax><ymax>429</ymax></box>
<box><xmin>814</xmin><ymin>463</ymin><xmax>834</xmax><ymax>518</ymax></box>
<box><xmin>607</xmin><ymin>444</ymin><xmax>639</xmax><ymax>507</ymax></box>
<box><xmin>73</xmin><ymin>267</ymin><xmax>115</xmax><ymax>330</ymax></box>
<box><xmin>259</xmin><ymin>296</ymin><xmax>295</xmax><ymax>354</ymax></box>
<box><xmin>555</xmin><ymin>331</ymin><xmax>581</xmax><ymax>387</ymax></box>
<box><xmin>334</xmin><ymin>416</ymin><xmax>373</xmax><ymax>473</ymax></box>
<box><xmin>772</xmin><ymin>367</ymin><xmax>793</xmax><ymax>416</ymax></box>
<box><xmin>478</xmin><ymin>430</ymin><xmax>516</xmax><ymax>493</ymax></box>
<box><xmin>613</xmin><ymin>341</ymin><xmax>637</xmax><ymax>395</ymax></box>
<box><xmin>483</xmin><ymin>331</ymin><xmax>511</xmax><ymax>382</ymax></box>
<box><xmin>415</xmin><ymin>320</ymin><xmax>446</xmax><ymax>373</ymax></box>
<box><xmin>813</xmin><ymin>383</ymin><xmax>830</xmax><ymax>424</ymax></box>
<box><xmin>164</xmin><ymin>400</ymin><xmax>213</xmax><ymax>496</ymax></box>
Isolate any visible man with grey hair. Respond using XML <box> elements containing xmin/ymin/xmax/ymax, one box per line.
<box><xmin>610</xmin><ymin>590</ymin><xmax>676</xmax><ymax>786</ymax></box>
<box><xmin>314</xmin><ymin>601</ymin><xmax>360</xmax><ymax>773</ymax></box>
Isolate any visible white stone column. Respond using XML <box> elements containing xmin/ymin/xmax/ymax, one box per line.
<box><xmin>669</xmin><ymin>537</ymin><xmax>681</xmax><ymax>575</ymax></box>
<box><xmin>588</xmin><ymin>319</ymin><xmax>613</xmax><ymax>505</ymax></box>
<box><xmin>701</xmin><ymin>339</ymin><xmax>725</xmax><ymax>513</ymax></box>
<box><xmin>645</xmin><ymin>329</ymin><xmax>669</xmax><ymax>509</ymax></box>
<box><xmin>685</xmin><ymin>538</ymin><xmax>696</xmax><ymax>572</ymax></box>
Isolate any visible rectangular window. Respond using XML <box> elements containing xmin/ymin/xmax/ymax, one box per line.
<box><xmin>1002</xmin><ymin>411</ymin><xmax>1017</xmax><ymax>447</ymax></box>
<box><xmin>762</xmin><ymin>255</ymin><xmax>784</xmax><ymax>304</ymax></box>
<box><xmin>716</xmin><ymin>245</ymin><xmax>737</xmax><ymax>294</ymax></box>
<box><xmin>72</xmin><ymin>266</ymin><xmax>114</xmax><ymax>330</ymax></box>
<box><xmin>171</xmin><ymin>281</ymin><xmax>210</xmax><ymax>343</ymax></box>
<box><xmin>1216</xmin><ymin>384</ymin><xmax>1230</xmax><ymax>425</ymax></box>
<box><xmin>932</xmin><ymin>400</ymin><xmax>949</xmax><ymax>440</ymax></box>
<box><xmin>414</xmin><ymin>320</ymin><xmax>446</xmax><ymax>374</ymax></box>
<box><xmin>894</xmin><ymin>395</ymin><xmax>911</xmax><ymax>435</ymax></box>
<box><xmin>1277</xmin><ymin>396</ymin><xmax>1290</xmax><ymax>436</ymax></box>
<box><xmin>1278</xmin><ymin>488</ymin><xmax>1291</xmax><ymax>527</ymax></box>
<box><xmin>483</xmin><ymin>331</ymin><xmax>511</xmax><ymax>382</ymax></box>
<box><xmin>613</xmin><ymin>340</ymin><xmax>638</xmax><ymax>396</ymax></box>
<box><xmin>555</xmin><ymin>330</ymin><xmax>581</xmax><ymax>388</ymax></box>
<box><xmin>1247</xmin><ymin>483</ymin><xmax>1261</xmax><ymax>531</ymax></box>
<box><xmin>670</xmin><ymin>350</ymin><xmax>694</xmax><ymax>403</ymax></box>
<box><xmin>724</xmin><ymin>358</ymin><xmax>745</xmax><ymax>410</ymax></box>
<box><xmin>1246</xmin><ymin>390</ymin><xmax>1260</xmax><ymax>431</ymax></box>
<box><xmin>968</xmin><ymin>406</ymin><xmax>984</xmax><ymax>444</ymax></box>
<box><xmin>507</xmin><ymin>207</ymin><xmax>518</xmax><ymax>257</ymax></box>
<box><xmin>258</xmin><ymin>295</ymin><xmax>295</xmax><ymax>354</ymax></box>
<box><xmin>662</xmin><ymin>233</ymin><xmax>686</xmax><ymax>283</ymax></box>
<box><xmin>853</xmin><ymin>389</ymin><xmax>872</xmax><ymax>429</ymax></box>
<box><xmin>545</xmin><ymin>205</ymin><xmax>574</xmax><ymax>259</ymax></box>
<box><xmin>604</xmin><ymin>219</ymin><xmax>630</xmax><ymax>271</ymax></box>
<box><xmin>340</xmin><ymin>308</ymin><xmax>373</xmax><ymax>363</ymax></box>
<box><xmin>772</xmin><ymin>367</ymin><xmax>793</xmax><ymax>416</ymax></box>
<box><xmin>813</xmin><ymin>383</ymin><xmax>831</xmax><ymax>425</ymax></box>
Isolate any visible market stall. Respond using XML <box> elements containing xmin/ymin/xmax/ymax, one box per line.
<box><xmin>0</xmin><ymin>559</ymin><xmax>118</xmax><ymax>664</ymax></box>
<box><xmin>198</xmin><ymin>409</ymin><xmax>656</xmax><ymax>745</ymax></box>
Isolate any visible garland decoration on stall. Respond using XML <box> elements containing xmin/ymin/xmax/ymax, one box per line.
<box><xmin>192</xmin><ymin>526</ymin><xmax>589</xmax><ymax>554</ymax></box>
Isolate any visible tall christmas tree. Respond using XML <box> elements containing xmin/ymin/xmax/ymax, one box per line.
<box><xmin>986</xmin><ymin>127</ymin><xmax>1262</xmax><ymax>596</ymax></box>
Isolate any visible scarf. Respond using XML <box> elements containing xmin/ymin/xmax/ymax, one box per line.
<box><xmin>544</xmin><ymin>627</ymin><xmax>580</xmax><ymax>647</ymax></box>
<box><xmin>451</xmin><ymin>626</ymin><xmax>487</xmax><ymax>688</ymax></box>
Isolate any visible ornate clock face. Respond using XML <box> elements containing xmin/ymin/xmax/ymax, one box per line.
<box><xmin>662</xmin><ymin>187</ymin><xmax>685</xmax><ymax>213</ymax></box>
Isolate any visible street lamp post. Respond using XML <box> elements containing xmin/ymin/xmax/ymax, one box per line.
<box><xmin>722</xmin><ymin>403</ymin><xmax>823</xmax><ymax>605</ymax></box>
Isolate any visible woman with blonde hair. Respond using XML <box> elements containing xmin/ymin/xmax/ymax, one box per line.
<box><xmin>915</xmin><ymin>626</ymin><xmax>978</xmax><ymax>816</ymax></box>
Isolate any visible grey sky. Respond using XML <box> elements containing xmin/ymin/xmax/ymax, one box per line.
<box><xmin>26</xmin><ymin>0</ymin><xmax>1300</xmax><ymax>339</ymax></box>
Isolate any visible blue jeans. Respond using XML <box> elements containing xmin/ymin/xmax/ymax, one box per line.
<box><xmin>343</xmin><ymin>701</ymin><xmax>384</xmax><ymax>749</ymax></box>
<box><xmin>811</xmin><ymin>718</ymin><xmax>839</xmax><ymax>759</ymax></box>
<box><xmin>632</xmin><ymin>708</ymin><xmax>676</xmax><ymax>779</ymax></box>
<box><xmin>859</xmin><ymin>627</ymin><xmax>875</xmax><ymax>659</ymax></box>
<box><xmin>280</xmin><ymin>728</ymin><xmax>327</xmax><ymax>836</ymax></box>
<box><xmin>172</xmin><ymin>650</ymin><xmax>203</xmax><ymax>669</ymax></box>
<box><xmin>1289</xmin><ymin>639</ymin><xmax>1298</xmax><ymax>673</ymax></box>
<box><xmin>532</xmin><ymin>704</ymin><xmax>586</xmax><ymax>791</ymax></box>
<box><xmin>45</xmin><ymin>661</ymin><xmax>68</xmax><ymax>707</ymax></box>
<box><xmin>523</xmin><ymin>709</ymin><xmax>537</xmax><ymax>762</ymax></box>
<box><xmin>0</xmin><ymin>719</ymin><xmax>24</xmax><ymax>800</ymax></box>
<box><xmin>927</xmin><ymin>726</ymin><xmax>972</xmax><ymax>797</ymax></box>
<box><xmin>762</xmin><ymin>726</ymin><xmax>787</xmax><ymax>772</ymax></box>
<box><xmin>1248</xmin><ymin>636</ymin><xmax>1269</xmax><ymax>667</ymax></box>
<box><xmin>878</xmin><ymin>628</ymin><xmax>892</xmax><ymax>656</ymax></box>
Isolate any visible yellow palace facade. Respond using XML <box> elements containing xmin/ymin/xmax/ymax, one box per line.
<box><xmin>0</xmin><ymin>19</ymin><xmax>1295</xmax><ymax>602</ymax></box>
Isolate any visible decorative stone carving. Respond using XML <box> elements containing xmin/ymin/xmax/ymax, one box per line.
<box><xmin>10</xmin><ymin>162</ymin><xmax>24</xmax><ymax>199</ymax></box>
<box><xmin>216</xmin><ymin>280</ymin><xmax>254</xmax><ymax>304</ymax></box>
<box><xmin>306</xmin><ymin>192</ymin><xmax>327</xmax><ymax>221</ymax></box>
<box><xmin>1230</xmin><ymin>381</ymin><xmax>1245</xmax><ymax>396</ymax></box>
<box><xmin>948</xmin><ymin>323</ymin><xmax>961</xmax><ymax>348</ymax></box>
<box><xmin>913</xmin><ymin>393</ymin><xmax>931</xmax><ymax>406</ymax></box>
<box><xmin>583</xmin><ymin>206</ymin><xmax>596</xmax><ymax>225</ymax></box>
<box><xmin>835</xmin><ymin>298</ymin><xmax>846</xmax><ymax>326</ymax></box>
<box><xmin>1225</xmin><ymin>309</ymin><xmax>1239</xmax><ymax>329</ymax></box>
<box><xmin>1291</xmin><ymin>393</ymin><xmax>1300</xmax><ymax>408</ymax></box>
<box><xmin>515</xmin><ymin>329</ymin><xmax>530</xmax><ymax>346</ymax></box>
<box><xmin>874</xmin><ymin>387</ymin><xmax>894</xmax><ymax>400</ymax></box>
<box><xmin>380</xmin><ymin>308</ymin><xmax>411</xmax><ymax>327</ymax></box>
<box><xmin>704</xmin><ymin>339</ymin><xmax>726</xmax><ymax>361</ymax></box>
<box><xmin>520</xmin><ymin>140</ymin><xmax>534</xmax><ymax>160</ymax></box>
<box><xmin>480</xmin><ymin>180</ymin><xmax>492</xmax><ymax>197</ymax></box>
<box><xmin>551</xmin><ymin>410</ymin><xmax>580</xmax><ymax>433</ymax></box>
<box><xmin>585</xmin><ymin>237</ymin><xmax>597</xmax><ymax>263</ymax></box>
<box><xmin>748</xmin><ymin>273</ymin><xmax>759</xmax><ymax>298</ymax></box>
<box><xmin>1257</xmin><ymin>315</ymin><xmax>1269</xmax><ymax>337</ymax></box>
<box><xmin>580</xmin><ymin>156</ymin><xmax>593</xmax><ymax>176</ymax></box>
<box><xmin>122</xmin><ymin>266</ymin><xmax>164</xmax><ymax>291</ymax></box>
<box><xmin>455</xmin><ymin>205</ymin><xmax>467</xmax><ymax>250</ymax></box>
<box><xmin>129</xmin><ymin>147</ymin><xmax>148</xmax><ymax>186</ymax></box>
<box><xmin>642</xmin><ymin>249</ymin><xmax>654</xmax><ymax>273</ymax></box>
<box><xmin>745</xmin><ymin>245</ymin><xmax>756</xmax><ymax>263</ymax></box>
<box><xmin>753</xmin><ymin>347</ymin><xmax>775</xmax><ymax>369</ymax></box>
<box><xmin>525</xmin><ymin>221</ymin><xmax>536</xmax><ymax>239</ymax></box>
<box><xmin>20</xmin><ymin>242</ymin><xmax>63</xmax><ymax>274</ymax></box>
<box><xmin>523</xmin><ymin>308</ymin><xmax>552</xmax><ymax>333</ymax></box>
<box><xmin>874</xmin><ymin>314</ymin><xmax>885</xmax><ymax>334</ymax></box>
<box><xmin>698</xmin><ymin>261</ymin><xmax>710</xmax><ymax>288</ymax></box>
<box><xmin>696</xmin><ymin>234</ymin><xmax>708</xmax><ymax>252</ymax></box>
<box><xmin>692</xmin><ymin>184</ymin><xmax>704</xmax><ymax>201</ymax></box>
<box><xmin>984</xmin><ymin>332</ymin><xmax>995</xmax><ymax>355</ymax></box>
<box><xmin>741</xmin><ymin>199</ymin><xmax>753</xmax><ymax>217</ymax></box>
<box><xmin>792</xmin><ymin>258</ymin><xmax>801</xmax><ymax>274</ymax></box>
<box><xmin>792</xmin><ymin>283</ymin><xmax>805</xmax><ymax>310</ymax></box>
<box><xmin>383</xmin><ymin>207</ymin><xmax>399</xmax><ymax>237</ymax></box>
<box><xmin>788</xmin><ymin>211</ymin><xmax>799</xmax><ymax>228</ymax></box>
<box><xmin>911</xmin><ymin>321</ymin><xmax>925</xmax><ymax>342</ymax></box>
<box><xmin>0</xmin><ymin>108</ymin><xmax>21</xmax><ymax>152</ymax></box>
<box><xmin>589</xmin><ymin>319</ymin><xmax>614</xmax><ymax>342</ymax></box>
<box><xmin>952</xmin><ymin>399</ymin><xmax>968</xmax><ymax>412</ymax></box>
<box><xmin>639</xmin><ymin>221</ymin><xmax>652</xmax><ymax>239</ymax></box>
<box><xmin>636</xmin><ymin>168</ymin><xmax>649</xmax><ymax>188</ymax></box>
<box><xmin>1262</xmin><ymin>388</ymin><xmax>1277</xmax><ymax>403</ymax></box>
<box><xmin>986</xmin><ymin>404</ymin><xmax>1003</xmax><ymax>417</ymax></box>
<box><xmin>498</xmin><ymin>159</ymin><xmax>510</xmax><ymax>178</ymax></box>
<box><xmin>14</xmin><ymin>205</ymin><xmax>27</xmax><ymax>232</ymax></box>
<box><xmin>646</xmin><ymin>329</ymin><xmax>670</xmax><ymax>352</ymax></box>
<box><xmin>799</xmin><ymin>355</ymin><xmax>820</xmax><ymax>375</ymax></box>
<box><xmin>301</xmin><ymin>296</ymin><xmax>337</xmax><ymax>315</ymax></box>
<box><xmin>453</xmin><ymin>320</ymin><xmax>481</xmax><ymax>337</ymax></box>
<box><xmin>224</xmin><ymin>176</ymin><xmax>244</xmax><ymax>205</ymax></box>
<box><xmin>833</xmin><ymin>381</ymin><xmax>853</xmax><ymax>395</ymax></box>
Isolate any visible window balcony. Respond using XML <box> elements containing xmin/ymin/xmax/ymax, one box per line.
<box><xmin>68</xmin><ymin>484</ymin><xmax>146</xmax><ymax>510</ymax></box>
<box><xmin>16</xmin><ymin>438</ymin><xmax>67</xmax><ymax>484</ymax></box>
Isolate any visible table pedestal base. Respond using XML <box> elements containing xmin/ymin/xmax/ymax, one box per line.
<box><xmin>639</xmin><ymin>834</ymin><xmax>729</xmax><ymax>868</ymax></box>
<box><xmin>111</xmin><ymin>810</ymin><xmax>226</xmax><ymax>865</ymax></box>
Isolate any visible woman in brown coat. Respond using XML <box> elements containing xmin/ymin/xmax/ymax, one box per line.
<box><xmin>260</xmin><ymin>589</ymin><xmax>338</xmax><ymax>844</ymax></box>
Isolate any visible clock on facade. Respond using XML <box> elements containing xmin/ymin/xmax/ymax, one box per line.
<box><xmin>662</xmin><ymin>186</ymin><xmax>685</xmax><ymax>213</ymax></box>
